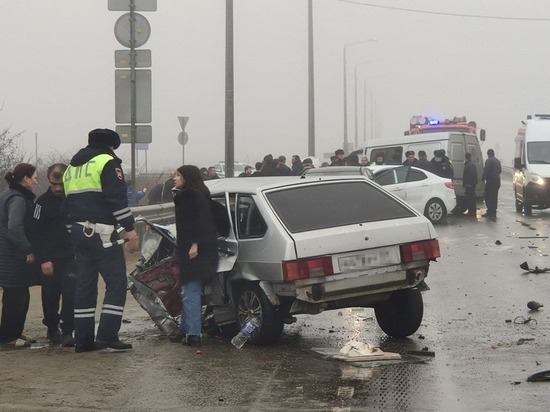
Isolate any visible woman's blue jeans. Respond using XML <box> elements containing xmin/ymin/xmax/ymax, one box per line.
<box><xmin>179</xmin><ymin>280</ymin><xmax>202</xmax><ymax>337</ymax></box>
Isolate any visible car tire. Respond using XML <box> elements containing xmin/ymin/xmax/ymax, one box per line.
<box><xmin>424</xmin><ymin>198</ymin><xmax>446</xmax><ymax>224</ymax></box>
<box><xmin>374</xmin><ymin>289</ymin><xmax>423</xmax><ymax>338</ymax></box>
<box><xmin>524</xmin><ymin>202</ymin><xmax>533</xmax><ymax>216</ymax></box>
<box><xmin>235</xmin><ymin>283</ymin><xmax>284</xmax><ymax>345</ymax></box>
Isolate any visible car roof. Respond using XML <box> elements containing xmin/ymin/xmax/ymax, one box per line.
<box><xmin>304</xmin><ymin>166</ymin><xmax>368</xmax><ymax>174</ymax></box>
<box><xmin>205</xmin><ymin>175</ymin><xmax>372</xmax><ymax>195</ymax></box>
<box><xmin>370</xmin><ymin>165</ymin><xmax>449</xmax><ymax>179</ymax></box>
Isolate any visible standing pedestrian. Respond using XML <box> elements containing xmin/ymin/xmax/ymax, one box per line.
<box><xmin>481</xmin><ymin>148</ymin><xmax>501</xmax><ymax>218</ymax></box>
<box><xmin>291</xmin><ymin>155</ymin><xmax>303</xmax><ymax>176</ymax></box>
<box><xmin>330</xmin><ymin>149</ymin><xmax>346</xmax><ymax>166</ymax></box>
<box><xmin>29</xmin><ymin>163</ymin><xmax>76</xmax><ymax>346</ymax></box>
<box><xmin>173</xmin><ymin>165</ymin><xmax>218</xmax><ymax>346</ymax></box>
<box><xmin>0</xmin><ymin>163</ymin><xmax>39</xmax><ymax>348</ymax></box>
<box><xmin>415</xmin><ymin>150</ymin><xmax>433</xmax><ymax>172</ymax></box>
<box><xmin>462</xmin><ymin>153</ymin><xmax>478</xmax><ymax>216</ymax></box>
<box><xmin>402</xmin><ymin>151</ymin><xmax>417</xmax><ymax>166</ymax></box>
<box><xmin>276</xmin><ymin>156</ymin><xmax>293</xmax><ymax>176</ymax></box>
<box><xmin>431</xmin><ymin>149</ymin><xmax>454</xmax><ymax>179</ymax></box>
<box><xmin>63</xmin><ymin>128</ymin><xmax>138</xmax><ymax>352</ymax></box>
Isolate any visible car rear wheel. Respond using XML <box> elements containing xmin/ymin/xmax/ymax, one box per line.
<box><xmin>424</xmin><ymin>198</ymin><xmax>446</xmax><ymax>224</ymax></box>
<box><xmin>524</xmin><ymin>202</ymin><xmax>533</xmax><ymax>215</ymax></box>
<box><xmin>374</xmin><ymin>289</ymin><xmax>423</xmax><ymax>338</ymax></box>
<box><xmin>236</xmin><ymin>283</ymin><xmax>284</xmax><ymax>345</ymax></box>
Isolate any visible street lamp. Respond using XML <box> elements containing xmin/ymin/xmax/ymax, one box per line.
<box><xmin>343</xmin><ymin>38</ymin><xmax>376</xmax><ymax>152</ymax></box>
<box><xmin>353</xmin><ymin>60</ymin><xmax>379</xmax><ymax>149</ymax></box>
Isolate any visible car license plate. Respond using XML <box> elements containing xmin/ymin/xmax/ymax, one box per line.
<box><xmin>338</xmin><ymin>246</ymin><xmax>400</xmax><ymax>271</ymax></box>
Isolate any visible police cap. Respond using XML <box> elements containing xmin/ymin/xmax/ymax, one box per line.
<box><xmin>405</xmin><ymin>150</ymin><xmax>415</xmax><ymax>157</ymax></box>
<box><xmin>88</xmin><ymin>128</ymin><xmax>121</xmax><ymax>150</ymax></box>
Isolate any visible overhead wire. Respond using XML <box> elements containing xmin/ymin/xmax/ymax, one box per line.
<box><xmin>337</xmin><ymin>0</ymin><xmax>550</xmax><ymax>21</ymax></box>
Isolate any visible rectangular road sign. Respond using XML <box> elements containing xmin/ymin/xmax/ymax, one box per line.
<box><xmin>115</xmin><ymin>69</ymin><xmax>152</xmax><ymax>123</ymax></box>
<box><xmin>108</xmin><ymin>0</ymin><xmax>157</xmax><ymax>11</ymax></box>
<box><xmin>115</xmin><ymin>49</ymin><xmax>152</xmax><ymax>68</ymax></box>
<box><xmin>116</xmin><ymin>125</ymin><xmax>152</xmax><ymax>144</ymax></box>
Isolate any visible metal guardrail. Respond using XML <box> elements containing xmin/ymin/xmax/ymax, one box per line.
<box><xmin>131</xmin><ymin>202</ymin><xmax>175</xmax><ymax>225</ymax></box>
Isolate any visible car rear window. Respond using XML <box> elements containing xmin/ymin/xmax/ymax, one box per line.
<box><xmin>265</xmin><ymin>181</ymin><xmax>416</xmax><ymax>233</ymax></box>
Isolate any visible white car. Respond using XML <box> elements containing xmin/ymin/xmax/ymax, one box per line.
<box><xmin>304</xmin><ymin>165</ymin><xmax>456</xmax><ymax>224</ymax></box>
<box><xmin>370</xmin><ymin>165</ymin><xmax>456</xmax><ymax>224</ymax></box>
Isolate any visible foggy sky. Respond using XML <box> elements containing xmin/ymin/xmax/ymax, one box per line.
<box><xmin>2</xmin><ymin>0</ymin><xmax>550</xmax><ymax>173</ymax></box>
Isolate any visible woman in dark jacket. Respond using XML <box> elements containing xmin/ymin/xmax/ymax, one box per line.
<box><xmin>0</xmin><ymin>163</ymin><xmax>38</xmax><ymax>348</ymax></box>
<box><xmin>173</xmin><ymin>165</ymin><xmax>218</xmax><ymax>346</ymax></box>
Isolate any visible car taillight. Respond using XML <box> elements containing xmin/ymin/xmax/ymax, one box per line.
<box><xmin>444</xmin><ymin>181</ymin><xmax>455</xmax><ymax>189</ymax></box>
<box><xmin>400</xmin><ymin>240</ymin><xmax>440</xmax><ymax>263</ymax></box>
<box><xmin>282</xmin><ymin>256</ymin><xmax>334</xmax><ymax>282</ymax></box>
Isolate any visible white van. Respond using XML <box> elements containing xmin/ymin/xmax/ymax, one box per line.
<box><xmin>350</xmin><ymin>131</ymin><xmax>485</xmax><ymax>199</ymax></box>
<box><xmin>513</xmin><ymin>114</ymin><xmax>550</xmax><ymax>215</ymax></box>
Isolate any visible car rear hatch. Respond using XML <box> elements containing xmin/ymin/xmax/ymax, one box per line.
<box><xmin>264</xmin><ymin>178</ymin><xmax>439</xmax><ymax>303</ymax></box>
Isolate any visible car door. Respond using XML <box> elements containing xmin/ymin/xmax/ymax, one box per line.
<box><xmin>374</xmin><ymin>168</ymin><xmax>407</xmax><ymax>203</ymax></box>
<box><xmin>214</xmin><ymin>192</ymin><xmax>239</xmax><ymax>272</ymax></box>
<box><xmin>400</xmin><ymin>167</ymin><xmax>430</xmax><ymax>212</ymax></box>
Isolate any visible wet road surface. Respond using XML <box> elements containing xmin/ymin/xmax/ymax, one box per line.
<box><xmin>2</xmin><ymin>172</ymin><xmax>550</xmax><ymax>411</ymax></box>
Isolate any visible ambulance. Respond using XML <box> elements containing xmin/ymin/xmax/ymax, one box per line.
<box><xmin>513</xmin><ymin>114</ymin><xmax>550</xmax><ymax>215</ymax></box>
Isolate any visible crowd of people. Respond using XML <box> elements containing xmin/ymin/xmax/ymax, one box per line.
<box><xmin>0</xmin><ymin>133</ymin><xmax>502</xmax><ymax>351</ymax></box>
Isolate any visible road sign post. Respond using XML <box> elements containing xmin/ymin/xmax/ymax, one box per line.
<box><xmin>110</xmin><ymin>0</ymin><xmax>155</xmax><ymax>205</ymax></box>
<box><xmin>178</xmin><ymin>116</ymin><xmax>189</xmax><ymax>165</ymax></box>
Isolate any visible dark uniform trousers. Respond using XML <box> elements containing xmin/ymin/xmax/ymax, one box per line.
<box><xmin>485</xmin><ymin>179</ymin><xmax>501</xmax><ymax>216</ymax></box>
<box><xmin>464</xmin><ymin>186</ymin><xmax>477</xmax><ymax>215</ymax></box>
<box><xmin>71</xmin><ymin>225</ymin><xmax>127</xmax><ymax>347</ymax></box>
<box><xmin>41</xmin><ymin>257</ymin><xmax>76</xmax><ymax>334</ymax></box>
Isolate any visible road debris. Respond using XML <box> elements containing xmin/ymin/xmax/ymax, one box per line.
<box><xmin>527</xmin><ymin>301</ymin><xmax>543</xmax><ymax>310</ymax></box>
<box><xmin>333</xmin><ymin>340</ymin><xmax>401</xmax><ymax>362</ymax></box>
<box><xmin>519</xmin><ymin>262</ymin><xmax>550</xmax><ymax>274</ymax></box>
<box><xmin>513</xmin><ymin>316</ymin><xmax>538</xmax><ymax>329</ymax></box>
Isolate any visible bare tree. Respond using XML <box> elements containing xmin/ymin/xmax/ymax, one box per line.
<box><xmin>0</xmin><ymin>104</ymin><xmax>25</xmax><ymax>190</ymax></box>
<box><xmin>0</xmin><ymin>126</ymin><xmax>24</xmax><ymax>172</ymax></box>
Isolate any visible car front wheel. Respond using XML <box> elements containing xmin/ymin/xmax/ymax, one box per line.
<box><xmin>236</xmin><ymin>283</ymin><xmax>284</xmax><ymax>345</ymax></box>
<box><xmin>425</xmin><ymin>198</ymin><xmax>446</xmax><ymax>224</ymax></box>
<box><xmin>374</xmin><ymin>289</ymin><xmax>423</xmax><ymax>338</ymax></box>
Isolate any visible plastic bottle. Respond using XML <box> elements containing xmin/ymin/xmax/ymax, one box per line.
<box><xmin>231</xmin><ymin>316</ymin><xmax>261</xmax><ymax>349</ymax></box>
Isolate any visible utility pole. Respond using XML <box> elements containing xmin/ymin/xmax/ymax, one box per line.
<box><xmin>307</xmin><ymin>0</ymin><xmax>315</xmax><ymax>156</ymax></box>
<box><xmin>225</xmin><ymin>0</ymin><xmax>234</xmax><ymax>179</ymax></box>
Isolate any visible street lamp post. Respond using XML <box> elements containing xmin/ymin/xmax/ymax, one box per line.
<box><xmin>343</xmin><ymin>38</ymin><xmax>376</xmax><ymax>152</ymax></box>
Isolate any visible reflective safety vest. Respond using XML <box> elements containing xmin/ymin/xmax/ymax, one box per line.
<box><xmin>63</xmin><ymin>154</ymin><xmax>114</xmax><ymax>196</ymax></box>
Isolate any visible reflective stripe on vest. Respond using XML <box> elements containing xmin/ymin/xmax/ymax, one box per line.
<box><xmin>63</xmin><ymin>154</ymin><xmax>114</xmax><ymax>196</ymax></box>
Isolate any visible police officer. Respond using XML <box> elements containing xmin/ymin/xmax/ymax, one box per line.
<box><xmin>481</xmin><ymin>148</ymin><xmax>501</xmax><ymax>219</ymax></box>
<box><xmin>63</xmin><ymin>129</ymin><xmax>138</xmax><ymax>352</ymax></box>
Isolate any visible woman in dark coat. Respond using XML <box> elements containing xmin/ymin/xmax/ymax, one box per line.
<box><xmin>173</xmin><ymin>165</ymin><xmax>218</xmax><ymax>346</ymax></box>
<box><xmin>0</xmin><ymin>163</ymin><xmax>38</xmax><ymax>348</ymax></box>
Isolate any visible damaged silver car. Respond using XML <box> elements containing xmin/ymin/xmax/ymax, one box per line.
<box><xmin>128</xmin><ymin>175</ymin><xmax>440</xmax><ymax>345</ymax></box>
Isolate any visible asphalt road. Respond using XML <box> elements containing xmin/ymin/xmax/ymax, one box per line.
<box><xmin>2</xmin><ymin>172</ymin><xmax>550</xmax><ymax>411</ymax></box>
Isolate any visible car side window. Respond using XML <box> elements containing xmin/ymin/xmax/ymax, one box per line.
<box><xmin>237</xmin><ymin>195</ymin><xmax>267</xmax><ymax>239</ymax></box>
<box><xmin>406</xmin><ymin>169</ymin><xmax>426</xmax><ymax>182</ymax></box>
<box><xmin>395</xmin><ymin>167</ymin><xmax>409</xmax><ymax>183</ymax></box>
<box><xmin>374</xmin><ymin>170</ymin><xmax>396</xmax><ymax>186</ymax></box>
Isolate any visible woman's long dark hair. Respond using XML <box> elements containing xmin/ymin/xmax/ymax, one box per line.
<box><xmin>4</xmin><ymin>163</ymin><xmax>36</xmax><ymax>185</ymax></box>
<box><xmin>176</xmin><ymin>165</ymin><xmax>210</xmax><ymax>197</ymax></box>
